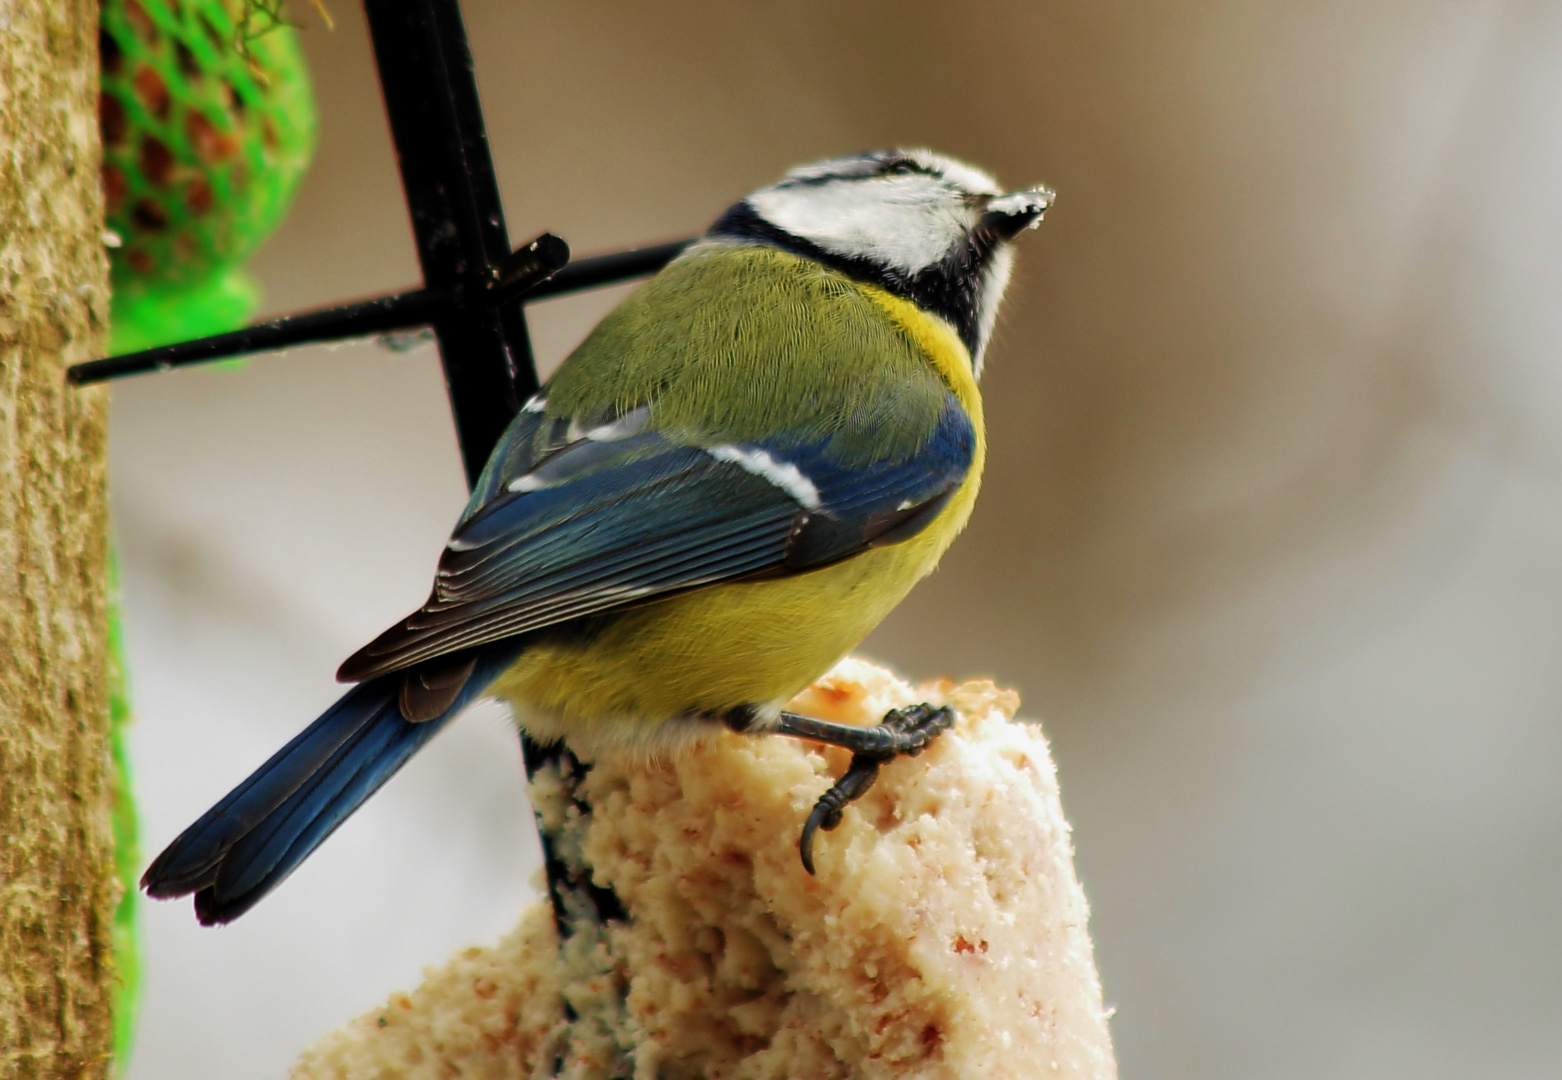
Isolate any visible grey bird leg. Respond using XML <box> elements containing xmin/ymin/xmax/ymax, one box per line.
<box><xmin>733</xmin><ymin>703</ymin><xmax>955</xmax><ymax>874</ymax></box>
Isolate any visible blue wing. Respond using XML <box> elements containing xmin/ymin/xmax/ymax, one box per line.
<box><xmin>338</xmin><ymin>397</ymin><xmax>975</xmax><ymax>682</ymax></box>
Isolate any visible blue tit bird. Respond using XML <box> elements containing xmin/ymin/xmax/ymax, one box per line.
<box><xmin>143</xmin><ymin>149</ymin><xmax>1053</xmax><ymax>924</ymax></box>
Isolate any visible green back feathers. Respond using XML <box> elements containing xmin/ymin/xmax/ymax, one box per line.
<box><xmin>542</xmin><ymin>245</ymin><xmax>954</xmax><ymax>467</ymax></box>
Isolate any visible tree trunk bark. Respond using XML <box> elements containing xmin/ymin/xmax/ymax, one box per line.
<box><xmin>0</xmin><ymin>2</ymin><xmax>117</xmax><ymax>1077</ymax></box>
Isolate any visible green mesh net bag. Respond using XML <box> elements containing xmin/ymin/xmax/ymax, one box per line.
<box><xmin>100</xmin><ymin>0</ymin><xmax>317</xmax><ymax>352</ymax></box>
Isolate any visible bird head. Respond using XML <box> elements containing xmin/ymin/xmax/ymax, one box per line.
<box><xmin>709</xmin><ymin>149</ymin><xmax>1054</xmax><ymax>371</ymax></box>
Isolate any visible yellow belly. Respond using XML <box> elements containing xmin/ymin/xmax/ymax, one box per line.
<box><xmin>493</xmin><ymin>480</ymin><xmax>974</xmax><ymax>751</ymax></box>
<box><xmin>492</xmin><ymin>287</ymin><xmax>985</xmax><ymax>753</ymax></box>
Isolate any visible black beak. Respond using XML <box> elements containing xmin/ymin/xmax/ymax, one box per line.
<box><xmin>978</xmin><ymin>186</ymin><xmax>1055</xmax><ymax>241</ymax></box>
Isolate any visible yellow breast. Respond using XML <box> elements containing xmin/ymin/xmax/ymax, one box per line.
<box><xmin>492</xmin><ymin>288</ymin><xmax>985</xmax><ymax>752</ymax></box>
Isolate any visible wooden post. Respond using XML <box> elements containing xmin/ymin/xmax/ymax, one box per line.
<box><xmin>0</xmin><ymin>2</ymin><xmax>117</xmax><ymax>1076</ymax></box>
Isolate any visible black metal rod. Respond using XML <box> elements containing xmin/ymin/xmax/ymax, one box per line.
<box><xmin>363</xmin><ymin>0</ymin><xmax>532</xmax><ymax>485</ymax></box>
<box><xmin>68</xmin><ymin>287</ymin><xmax>457</xmax><ymax>384</ymax></box>
<box><xmin>364</xmin><ymin>0</ymin><xmax>627</xmax><ymax>941</ymax></box>
<box><xmin>66</xmin><ymin>238</ymin><xmax>690</xmax><ymax>386</ymax></box>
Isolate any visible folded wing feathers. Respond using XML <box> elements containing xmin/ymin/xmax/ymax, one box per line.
<box><xmin>339</xmin><ymin>398</ymin><xmax>974</xmax><ymax>684</ymax></box>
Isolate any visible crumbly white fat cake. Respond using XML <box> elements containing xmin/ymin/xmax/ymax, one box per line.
<box><xmin>290</xmin><ymin>658</ymin><xmax>1117</xmax><ymax>1080</ymax></box>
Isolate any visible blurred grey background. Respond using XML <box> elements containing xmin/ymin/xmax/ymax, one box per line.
<box><xmin>115</xmin><ymin>2</ymin><xmax>1562</xmax><ymax>1077</ymax></box>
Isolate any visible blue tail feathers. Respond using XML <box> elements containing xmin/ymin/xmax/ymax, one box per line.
<box><xmin>142</xmin><ymin>645</ymin><xmax>517</xmax><ymax>924</ymax></box>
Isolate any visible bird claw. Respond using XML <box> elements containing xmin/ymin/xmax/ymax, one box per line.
<box><xmin>879</xmin><ymin>701</ymin><xmax>955</xmax><ymax>754</ymax></box>
<box><xmin>798</xmin><ymin>702</ymin><xmax>954</xmax><ymax>874</ymax></box>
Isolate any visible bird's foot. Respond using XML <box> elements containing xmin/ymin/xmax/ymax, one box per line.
<box><xmin>774</xmin><ymin>702</ymin><xmax>956</xmax><ymax>874</ymax></box>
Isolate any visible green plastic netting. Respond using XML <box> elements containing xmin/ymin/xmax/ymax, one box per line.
<box><xmin>101</xmin><ymin>0</ymin><xmax>316</xmax><ymax>352</ymax></box>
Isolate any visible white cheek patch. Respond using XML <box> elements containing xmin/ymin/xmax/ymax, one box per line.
<box><xmin>748</xmin><ymin>176</ymin><xmax>973</xmax><ymax>277</ymax></box>
<box><xmin>706</xmin><ymin>445</ymin><xmax>821</xmax><ymax>510</ymax></box>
